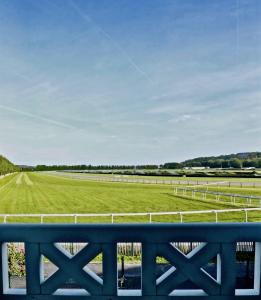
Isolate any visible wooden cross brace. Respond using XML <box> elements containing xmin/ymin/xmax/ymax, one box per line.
<box><xmin>40</xmin><ymin>243</ymin><xmax>103</xmax><ymax>295</ymax></box>
<box><xmin>156</xmin><ymin>243</ymin><xmax>221</xmax><ymax>295</ymax></box>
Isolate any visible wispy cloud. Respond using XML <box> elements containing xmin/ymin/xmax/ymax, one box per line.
<box><xmin>11</xmin><ymin>71</ymin><xmax>32</xmax><ymax>83</ymax></box>
<box><xmin>0</xmin><ymin>104</ymin><xmax>76</xmax><ymax>130</ymax></box>
<box><xmin>244</xmin><ymin>127</ymin><xmax>261</xmax><ymax>133</ymax></box>
<box><xmin>168</xmin><ymin>114</ymin><xmax>201</xmax><ymax>123</ymax></box>
<box><xmin>148</xmin><ymin>66</ymin><xmax>261</xmax><ymax>115</ymax></box>
<box><xmin>68</xmin><ymin>0</ymin><xmax>154</xmax><ymax>84</ymax></box>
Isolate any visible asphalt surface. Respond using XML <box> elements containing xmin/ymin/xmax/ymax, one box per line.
<box><xmin>10</xmin><ymin>262</ymin><xmax>255</xmax><ymax>290</ymax></box>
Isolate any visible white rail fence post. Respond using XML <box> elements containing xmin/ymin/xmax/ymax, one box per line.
<box><xmin>74</xmin><ymin>215</ymin><xmax>78</xmax><ymax>224</ymax></box>
<box><xmin>214</xmin><ymin>210</ymin><xmax>218</xmax><ymax>223</ymax></box>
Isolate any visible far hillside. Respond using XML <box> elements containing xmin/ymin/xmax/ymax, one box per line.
<box><xmin>0</xmin><ymin>155</ymin><xmax>19</xmax><ymax>175</ymax></box>
<box><xmin>164</xmin><ymin>152</ymin><xmax>261</xmax><ymax>169</ymax></box>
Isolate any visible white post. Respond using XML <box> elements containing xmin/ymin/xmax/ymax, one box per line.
<box><xmin>74</xmin><ymin>215</ymin><xmax>77</xmax><ymax>224</ymax></box>
<box><xmin>253</xmin><ymin>242</ymin><xmax>261</xmax><ymax>293</ymax></box>
<box><xmin>40</xmin><ymin>215</ymin><xmax>44</xmax><ymax>224</ymax></box>
<box><xmin>149</xmin><ymin>213</ymin><xmax>152</xmax><ymax>223</ymax></box>
<box><xmin>3</xmin><ymin>215</ymin><xmax>7</xmax><ymax>223</ymax></box>
<box><xmin>40</xmin><ymin>255</ymin><xmax>45</xmax><ymax>283</ymax></box>
<box><xmin>1</xmin><ymin>243</ymin><xmax>9</xmax><ymax>293</ymax></box>
<box><xmin>217</xmin><ymin>254</ymin><xmax>221</xmax><ymax>284</ymax></box>
<box><xmin>245</xmin><ymin>210</ymin><xmax>248</xmax><ymax>222</ymax></box>
<box><xmin>215</xmin><ymin>211</ymin><xmax>218</xmax><ymax>223</ymax></box>
<box><xmin>179</xmin><ymin>213</ymin><xmax>183</xmax><ymax>223</ymax></box>
<box><xmin>111</xmin><ymin>214</ymin><xmax>114</xmax><ymax>224</ymax></box>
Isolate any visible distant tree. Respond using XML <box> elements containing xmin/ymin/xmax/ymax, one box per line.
<box><xmin>0</xmin><ymin>155</ymin><xmax>19</xmax><ymax>175</ymax></box>
<box><xmin>214</xmin><ymin>159</ymin><xmax>223</xmax><ymax>168</ymax></box>
<box><xmin>257</xmin><ymin>159</ymin><xmax>261</xmax><ymax>168</ymax></box>
<box><xmin>242</xmin><ymin>159</ymin><xmax>258</xmax><ymax>168</ymax></box>
<box><xmin>163</xmin><ymin>162</ymin><xmax>182</xmax><ymax>169</ymax></box>
<box><xmin>229</xmin><ymin>159</ymin><xmax>242</xmax><ymax>169</ymax></box>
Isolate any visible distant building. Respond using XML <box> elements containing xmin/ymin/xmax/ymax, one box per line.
<box><xmin>183</xmin><ymin>167</ymin><xmax>210</xmax><ymax>170</ymax></box>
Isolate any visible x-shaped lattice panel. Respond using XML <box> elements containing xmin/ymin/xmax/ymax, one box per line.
<box><xmin>156</xmin><ymin>243</ymin><xmax>221</xmax><ymax>295</ymax></box>
<box><xmin>40</xmin><ymin>243</ymin><xmax>103</xmax><ymax>295</ymax></box>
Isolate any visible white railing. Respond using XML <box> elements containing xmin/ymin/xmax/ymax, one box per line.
<box><xmin>174</xmin><ymin>187</ymin><xmax>261</xmax><ymax>207</ymax></box>
<box><xmin>0</xmin><ymin>207</ymin><xmax>261</xmax><ymax>224</ymax></box>
<box><xmin>48</xmin><ymin>172</ymin><xmax>261</xmax><ymax>187</ymax></box>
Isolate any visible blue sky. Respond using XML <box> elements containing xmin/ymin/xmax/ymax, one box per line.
<box><xmin>0</xmin><ymin>0</ymin><xmax>260</xmax><ymax>165</ymax></box>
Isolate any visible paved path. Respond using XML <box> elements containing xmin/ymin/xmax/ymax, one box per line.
<box><xmin>10</xmin><ymin>262</ymin><xmax>255</xmax><ymax>289</ymax></box>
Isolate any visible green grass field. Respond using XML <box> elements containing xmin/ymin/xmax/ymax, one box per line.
<box><xmin>0</xmin><ymin>172</ymin><xmax>260</xmax><ymax>223</ymax></box>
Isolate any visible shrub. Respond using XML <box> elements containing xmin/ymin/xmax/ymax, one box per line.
<box><xmin>8</xmin><ymin>244</ymin><xmax>26</xmax><ymax>277</ymax></box>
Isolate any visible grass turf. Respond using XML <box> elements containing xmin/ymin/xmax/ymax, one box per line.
<box><xmin>0</xmin><ymin>172</ymin><xmax>260</xmax><ymax>223</ymax></box>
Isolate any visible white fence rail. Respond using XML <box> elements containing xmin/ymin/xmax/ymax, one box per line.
<box><xmin>50</xmin><ymin>172</ymin><xmax>261</xmax><ymax>187</ymax></box>
<box><xmin>174</xmin><ymin>187</ymin><xmax>261</xmax><ymax>207</ymax></box>
<box><xmin>1</xmin><ymin>207</ymin><xmax>261</xmax><ymax>224</ymax></box>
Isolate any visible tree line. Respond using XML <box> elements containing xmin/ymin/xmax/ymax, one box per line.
<box><xmin>21</xmin><ymin>152</ymin><xmax>261</xmax><ymax>172</ymax></box>
<box><xmin>163</xmin><ymin>152</ymin><xmax>261</xmax><ymax>169</ymax></box>
<box><xmin>0</xmin><ymin>155</ymin><xmax>19</xmax><ymax>175</ymax></box>
<box><xmin>34</xmin><ymin>164</ymin><xmax>159</xmax><ymax>171</ymax></box>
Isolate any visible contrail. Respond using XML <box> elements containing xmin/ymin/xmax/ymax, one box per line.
<box><xmin>12</xmin><ymin>71</ymin><xmax>32</xmax><ymax>83</ymax></box>
<box><xmin>0</xmin><ymin>104</ymin><xmax>76</xmax><ymax>130</ymax></box>
<box><xmin>68</xmin><ymin>0</ymin><xmax>153</xmax><ymax>84</ymax></box>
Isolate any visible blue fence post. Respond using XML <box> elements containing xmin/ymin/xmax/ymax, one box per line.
<box><xmin>25</xmin><ymin>243</ymin><xmax>41</xmax><ymax>295</ymax></box>
<box><xmin>220</xmin><ymin>243</ymin><xmax>237</xmax><ymax>295</ymax></box>
<box><xmin>102</xmin><ymin>243</ymin><xmax>117</xmax><ymax>296</ymax></box>
<box><xmin>142</xmin><ymin>243</ymin><xmax>157</xmax><ymax>296</ymax></box>
<box><xmin>0</xmin><ymin>243</ymin><xmax>4</xmax><ymax>295</ymax></box>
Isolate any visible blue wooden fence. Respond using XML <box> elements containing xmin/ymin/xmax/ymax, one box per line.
<box><xmin>0</xmin><ymin>223</ymin><xmax>260</xmax><ymax>299</ymax></box>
